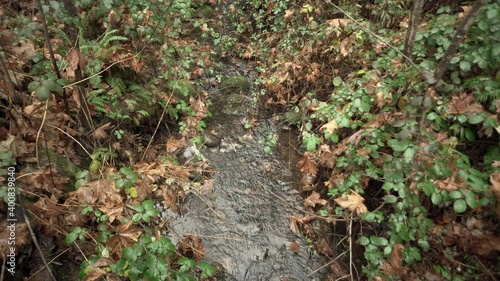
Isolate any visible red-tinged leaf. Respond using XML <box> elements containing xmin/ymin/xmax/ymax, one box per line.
<box><xmin>304</xmin><ymin>191</ymin><xmax>328</xmax><ymax>208</ymax></box>
<box><xmin>299</xmin><ymin>152</ymin><xmax>317</xmax><ymax>176</ymax></box>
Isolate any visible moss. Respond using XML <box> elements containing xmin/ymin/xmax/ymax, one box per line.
<box><xmin>45</xmin><ymin>151</ymin><xmax>79</xmax><ymax>178</ymax></box>
<box><xmin>220</xmin><ymin>76</ymin><xmax>250</xmax><ymax>94</ymax></box>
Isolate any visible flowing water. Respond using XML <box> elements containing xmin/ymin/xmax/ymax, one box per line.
<box><xmin>161</xmin><ymin>57</ymin><xmax>326</xmax><ymax>280</ymax></box>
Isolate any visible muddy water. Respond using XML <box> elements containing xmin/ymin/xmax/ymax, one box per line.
<box><xmin>164</xmin><ymin>58</ymin><xmax>325</xmax><ymax>280</ymax></box>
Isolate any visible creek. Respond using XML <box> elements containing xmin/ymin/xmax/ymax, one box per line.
<box><xmin>158</xmin><ymin>56</ymin><xmax>326</xmax><ymax>281</ymax></box>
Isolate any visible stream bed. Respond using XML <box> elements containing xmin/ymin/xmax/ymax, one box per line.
<box><xmin>160</xmin><ymin>58</ymin><xmax>326</xmax><ymax>280</ymax></box>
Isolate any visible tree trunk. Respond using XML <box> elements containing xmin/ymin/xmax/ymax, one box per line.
<box><xmin>403</xmin><ymin>0</ymin><xmax>424</xmax><ymax>65</ymax></box>
<box><xmin>429</xmin><ymin>0</ymin><xmax>488</xmax><ymax>85</ymax></box>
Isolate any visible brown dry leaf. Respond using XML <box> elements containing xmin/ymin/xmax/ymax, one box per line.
<box><xmin>334</xmin><ymin>190</ymin><xmax>368</xmax><ymax>214</ymax></box>
<box><xmin>490</xmin><ymin>171</ymin><xmax>500</xmax><ymax>217</ymax></box>
<box><xmin>289</xmin><ymin>216</ymin><xmax>302</xmax><ymax>237</ymax></box>
<box><xmin>116</xmin><ymin>220</ymin><xmax>142</xmax><ymax>242</ymax></box>
<box><xmin>318</xmin><ymin>238</ymin><xmax>335</xmax><ymax>257</ymax></box>
<box><xmin>0</xmin><ymin>223</ymin><xmax>29</xmax><ymax>256</ymax></box>
<box><xmin>178</xmin><ymin>236</ymin><xmax>206</xmax><ymax>262</ymax></box>
<box><xmin>321</xmin><ymin>119</ymin><xmax>338</xmax><ymax>134</ymax></box>
<box><xmin>490</xmin><ymin>171</ymin><xmax>500</xmax><ymax>199</ymax></box>
<box><xmin>289</xmin><ymin>241</ymin><xmax>300</xmax><ymax>255</ymax></box>
<box><xmin>300</xmin><ymin>173</ymin><xmax>315</xmax><ymax>191</ymax></box>
<box><xmin>390</xmin><ymin>243</ymin><xmax>404</xmax><ymax>269</ymax></box>
<box><xmin>317</xmin><ymin>144</ymin><xmax>335</xmax><ymax>168</ymax></box>
<box><xmin>131</xmin><ymin>57</ymin><xmax>143</xmax><ymax>73</ymax></box>
<box><xmin>11</xmin><ymin>40</ymin><xmax>36</xmax><ymax>61</ymax></box>
<box><xmin>166</xmin><ymin>137</ymin><xmax>186</xmax><ymax>153</ymax></box>
<box><xmin>284</xmin><ymin>9</ymin><xmax>294</xmax><ymax>20</ymax></box>
<box><xmin>339</xmin><ymin>36</ymin><xmax>351</xmax><ymax>57</ymax></box>
<box><xmin>93</xmin><ymin>123</ymin><xmax>113</xmax><ymax>139</ymax></box>
<box><xmin>326</xmin><ymin>19</ymin><xmax>353</xmax><ymax>28</ymax></box>
<box><xmin>448</xmin><ymin>93</ymin><xmax>484</xmax><ymax>114</ymax></box>
<box><xmin>379</xmin><ymin>262</ymin><xmax>398</xmax><ymax>275</ymax></box>
<box><xmin>299</xmin><ymin>152</ymin><xmax>317</xmax><ymax>176</ymax></box>
<box><xmin>68</xmin><ymin>179</ymin><xmax>124</xmax><ymax>222</ymax></box>
<box><xmin>83</xmin><ymin>258</ymin><xmax>115</xmax><ymax>281</ymax></box>
<box><xmin>474</xmin><ymin>235</ymin><xmax>500</xmax><ymax>256</ymax></box>
<box><xmin>304</xmin><ymin>191</ymin><xmax>328</xmax><ymax>208</ymax></box>
<box><xmin>191</xmin><ymin>66</ymin><xmax>204</xmax><ymax>77</ymax></box>
<box><xmin>375</xmin><ymin>91</ymin><xmax>393</xmax><ymax>108</ymax></box>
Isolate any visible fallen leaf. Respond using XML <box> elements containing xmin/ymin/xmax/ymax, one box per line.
<box><xmin>334</xmin><ymin>190</ymin><xmax>368</xmax><ymax>214</ymax></box>
<box><xmin>289</xmin><ymin>241</ymin><xmax>300</xmax><ymax>254</ymax></box>
<box><xmin>321</xmin><ymin>119</ymin><xmax>338</xmax><ymax>134</ymax></box>
<box><xmin>448</xmin><ymin>93</ymin><xmax>484</xmax><ymax>114</ymax></box>
<box><xmin>299</xmin><ymin>152</ymin><xmax>317</xmax><ymax>176</ymax></box>
<box><xmin>284</xmin><ymin>9</ymin><xmax>294</xmax><ymax>20</ymax></box>
<box><xmin>390</xmin><ymin>243</ymin><xmax>404</xmax><ymax>269</ymax></box>
<box><xmin>304</xmin><ymin>191</ymin><xmax>328</xmax><ymax>208</ymax></box>
<box><xmin>93</xmin><ymin>123</ymin><xmax>113</xmax><ymax>139</ymax></box>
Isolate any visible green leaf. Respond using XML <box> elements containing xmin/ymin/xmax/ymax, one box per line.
<box><xmin>459</xmin><ymin>61</ymin><xmax>471</xmax><ymax>72</ymax></box>
<box><xmin>468</xmin><ymin>114</ymin><xmax>484</xmax><ymax>124</ymax></box>
<box><xmin>178</xmin><ymin>257</ymin><xmax>196</xmax><ymax>272</ymax></box>
<box><xmin>264</xmin><ymin>146</ymin><xmax>272</xmax><ymax>154</ymax></box>
<box><xmin>143</xmin><ymin>199</ymin><xmax>154</xmax><ymax>210</ymax></box>
<box><xmin>36</xmin><ymin>86</ymin><xmax>51</xmax><ymax>101</ymax></box>
<box><xmin>370</xmin><ymin>236</ymin><xmax>388</xmax><ymax>246</ymax></box>
<box><xmin>65</xmin><ymin>230</ymin><xmax>78</xmax><ymax>244</ymax></box>
<box><xmin>449</xmin><ymin>190</ymin><xmax>462</xmax><ymax>199</ymax></box>
<box><xmin>383</xmin><ymin>195</ymin><xmax>397</xmax><ymax>203</ymax></box>
<box><xmin>464</xmin><ymin>128</ymin><xmax>476</xmax><ymax>141</ymax></box>
<box><xmin>453</xmin><ymin>199</ymin><xmax>467</xmax><ymax>213</ymax></box>
<box><xmin>465</xmin><ymin>194</ymin><xmax>478</xmax><ymax>209</ymax></box>
<box><xmin>431</xmin><ymin>193</ymin><xmax>442</xmax><ymax>205</ymax></box>
<box><xmin>146</xmin><ymin>209</ymin><xmax>159</xmax><ymax>217</ymax></box>
<box><xmin>333</xmin><ymin>77</ymin><xmax>342</xmax><ymax>86</ymax></box>
<box><xmin>142</xmin><ymin>214</ymin><xmax>151</xmax><ymax>223</ymax></box>
<box><xmin>357</xmin><ymin>236</ymin><xmax>370</xmax><ymax>246</ymax></box>
<box><xmin>130</xmin><ymin>204</ymin><xmax>144</xmax><ymax>213</ymax></box>
<box><xmin>199</xmin><ymin>261</ymin><xmax>216</xmax><ymax>278</ymax></box>
<box><xmin>28</xmin><ymin>80</ymin><xmax>41</xmax><ymax>92</ymax></box>
<box><xmin>132</xmin><ymin>213</ymin><xmax>142</xmax><ymax>222</ymax></box>
<box><xmin>450</xmin><ymin>57</ymin><xmax>460</xmax><ymax>64</ymax></box>
<box><xmin>306</xmin><ymin>141</ymin><xmax>316</xmax><ymax>152</ymax></box>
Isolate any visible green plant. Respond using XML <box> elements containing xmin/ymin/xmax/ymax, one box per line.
<box><xmin>129</xmin><ymin>199</ymin><xmax>159</xmax><ymax>223</ymax></box>
<box><xmin>109</xmin><ymin>235</ymin><xmax>216</xmax><ymax>281</ymax></box>
<box><xmin>111</xmin><ymin>167</ymin><xmax>138</xmax><ymax>189</ymax></box>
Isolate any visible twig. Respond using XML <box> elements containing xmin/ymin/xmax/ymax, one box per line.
<box><xmin>0</xmin><ymin>49</ymin><xmax>18</xmax><ymax>105</ymax></box>
<box><xmin>1</xmin><ymin>253</ymin><xmax>5</xmax><ymax>281</ymax></box>
<box><xmin>475</xmin><ymin>256</ymin><xmax>498</xmax><ymax>281</ymax></box>
<box><xmin>21</xmin><ymin>204</ymin><xmax>57</xmax><ymax>281</ymax></box>
<box><xmin>348</xmin><ymin>211</ymin><xmax>354</xmax><ymax>281</ymax></box>
<box><xmin>63</xmin><ymin>56</ymin><xmax>134</xmax><ymax>89</ymax></box>
<box><xmin>35</xmin><ymin>101</ymin><xmax>49</xmax><ymax>168</ymax></box>
<box><xmin>28</xmin><ymin>247</ymin><xmax>70</xmax><ymax>279</ymax></box>
<box><xmin>308</xmin><ymin>250</ymin><xmax>347</xmax><ymax>276</ymax></box>
<box><xmin>190</xmin><ymin>191</ymin><xmax>222</xmax><ymax>219</ymax></box>
<box><xmin>140</xmin><ymin>81</ymin><xmax>176</xmax><ymax>162</ymax></box>
<box><xmin>35</xmin><ymin>0</ymin><xmax>69</xmax><ymax>113</ymax></box>
<box><xmin>46</xmin><ymin>124</ymin><xmax>92</xmax><ymax>158</ymax></box>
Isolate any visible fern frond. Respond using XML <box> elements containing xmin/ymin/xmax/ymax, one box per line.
<box><xmin>98</xmin><ymin>29</ymin><xmax>128</xmax><ymax>47</ymax></box>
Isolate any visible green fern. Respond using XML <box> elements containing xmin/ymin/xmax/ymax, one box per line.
<box><xmin>98</xmin><ymin>29</ymin><xmax>128</xmax><ymax>48</ymax></box>
<box><xmin>464</xmin><ymin>77</ymin><xmax>500</xmax><ymax>103</ymax></box>
<box><xmin>107</xmin><ymin>77</ymin><xmax>126</xmax><ymax>97</ymax></box>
